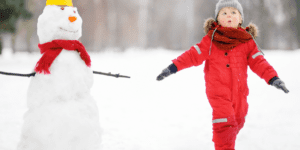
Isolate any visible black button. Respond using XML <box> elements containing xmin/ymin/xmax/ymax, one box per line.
<box><xmin>226</xmin><ymin>64</ymin><xmax>230</xmax><ymax>68</ymax></box>
<box><xmin>225</xmin><ymin>52</ymin><xmax>228</xmax><ymax>56</ymax></box>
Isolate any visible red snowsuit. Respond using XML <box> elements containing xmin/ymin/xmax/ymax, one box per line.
<box><xmin>172</xmin><ymin>34</ymin><xmax>278</xmax><ymax>150</ymax></box>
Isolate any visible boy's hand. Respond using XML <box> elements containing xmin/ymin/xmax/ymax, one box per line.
<box><xmin>157</xmin><ymin>68</ymin><xmax>172</xmax><ymax>81</ymax></box>
<box><xmin>271</xmin><ymin>78</ymin><xmax>289</xmax><ymax>93</ymax></box>
<box><xmin>156</xmin><ymin>63</ymin><xmax>178</xmax><ymax>81</ymax></box>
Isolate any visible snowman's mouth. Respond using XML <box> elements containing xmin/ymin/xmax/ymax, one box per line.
<box><xmin>60</xmin><ymin>27</ymin><xmax>78</xmax><ymax>33</ymax></box>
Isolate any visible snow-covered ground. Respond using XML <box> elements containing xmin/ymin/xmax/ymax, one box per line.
<box><xmin>0</xmin><ymin>48</ymin><xmax>299</xmax><ymax>150</ymax></box>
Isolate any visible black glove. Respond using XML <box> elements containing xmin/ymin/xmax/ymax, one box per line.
<box><xmin>156</xmin><ymin>63</ymin><xmax>178</xmax><ymax>81</ymax></box>
<box><xmin>269</xmin><ymin>77</ymin><xmax>289</xmax><ymax>93</ymax></box>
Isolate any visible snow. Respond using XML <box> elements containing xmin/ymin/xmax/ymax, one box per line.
<box><xmin>0</xmin><ymin>48</ymin><xmax>300</xmax><ymax>150</ymax></box>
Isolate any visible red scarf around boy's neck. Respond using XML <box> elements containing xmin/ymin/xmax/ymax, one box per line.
<box><xmin>35</xmin><ymin>40</ymin><xmax>91</xmax><ymax>74</ymax></box>
<box><xmin>207</xmin><ymin>22</ymin><xmax>253</xmax><ymax>50</ymax></box>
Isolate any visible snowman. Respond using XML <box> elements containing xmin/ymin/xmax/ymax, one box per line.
<box><xmin>17</xmin><ymin>0</ymin><xmax>102</xmax><ymax>149</ymax></box>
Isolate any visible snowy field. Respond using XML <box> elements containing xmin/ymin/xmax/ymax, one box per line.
<box><xmin>0</xmin><ymin>48</ymin><xmax>299</xmax><ymax>150</ymax></box>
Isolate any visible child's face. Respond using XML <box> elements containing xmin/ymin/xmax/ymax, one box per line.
<box><xmin>217</xmin><ymin>7</ymin><xmax>242</xmax><ymax>28</ymax></box>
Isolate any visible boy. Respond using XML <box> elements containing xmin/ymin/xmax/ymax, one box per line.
<box><xmin>156</xmin><ymin>0</ymin><xmax>289</xmax><ymax>149</ymax></box>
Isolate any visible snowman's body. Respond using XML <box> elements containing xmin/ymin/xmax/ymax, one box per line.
<box><xmin>17</xmin><ymin>5</ymin><xmax>101</xmax><ymax>150</ymax></box>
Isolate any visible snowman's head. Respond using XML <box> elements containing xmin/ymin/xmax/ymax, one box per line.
<box><xmin>37</xmin><ymin>5</ymin><xmax>82</xmax><ymax>44</ymax></box>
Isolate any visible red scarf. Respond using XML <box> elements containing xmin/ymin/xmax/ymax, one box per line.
<box><xmin>207</xmin><ymin>22</ymin><xmax>253</xmax><ymax>50</ymax></box>
<box><xmin>35</xmin><ymin>40</ymin><xmax>91</xmax><ymax>74</ymax></box>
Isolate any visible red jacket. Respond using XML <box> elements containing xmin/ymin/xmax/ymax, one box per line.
<box><xmin>172</xmin><ymin>35</ymin><xmax>278</xmax><ymax>100</ymax></box>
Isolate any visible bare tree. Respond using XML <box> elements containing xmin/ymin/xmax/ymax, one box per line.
<box><xmin>194</xmin><ymin>0</ymin><xmax>215</xmax><ymax>42</ymax></box>
<box><xmin>93</xmin><ymin>0</ymin><xmax>109</xmax><ymax>51</ymax></box>
<box><xmin>138</xmin><ymin>0</ymin><xmax>149</xmax><ymax>49</ymax></box>
<box><xmin>295</xmin><ymin>0</ymin><xmax>300</xmax><ymax>48</ymax></box>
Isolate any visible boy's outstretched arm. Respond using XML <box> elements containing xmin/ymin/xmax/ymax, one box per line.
<box><xmin>156</xmin><ymin>36</ymin><xmax>211</xmax><ymax>81</ymax></box>
<box><xmin>247</xmin><ymin>40</ymin><xmax>289</xmax><ymax>93</ymax></box>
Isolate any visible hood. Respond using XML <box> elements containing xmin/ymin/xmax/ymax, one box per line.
<box><xmin>203</xmin><ymin>18</ymin><xmax>259</xmax><ymax>39</ymax></box>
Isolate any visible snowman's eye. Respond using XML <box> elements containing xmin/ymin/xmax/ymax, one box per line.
<box><xmin>61</xmin><ymin>7</ymin><xmax>64</xmax><ymax>10</ymax></box>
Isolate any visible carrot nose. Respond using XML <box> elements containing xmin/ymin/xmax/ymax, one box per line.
<box><xmin>69</xmin><ymin>16</ymin><xmax>77</xmax><ymax>22</ymax></box>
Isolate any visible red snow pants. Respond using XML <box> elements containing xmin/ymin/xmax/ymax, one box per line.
<box><xmin>207</xmin><ymin>92</ymin><xmax>248</xmax><ymax>150</ymax></box>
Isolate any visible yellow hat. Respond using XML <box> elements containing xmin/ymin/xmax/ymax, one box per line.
<box><xmin>46</xmin><ymin>0</ymin><xmax>73</xmax><ymax>7</ymax></box>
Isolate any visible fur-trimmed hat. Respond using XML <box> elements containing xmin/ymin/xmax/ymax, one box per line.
<box><xmin>215</xmin><ymin>0</ymin><xmax>244</xmax><ymax>23</ymax></box>
<box><xmin>203</xmin><ymin>18</ymin><xmax>258</xmax><ymax>38</ymax></box>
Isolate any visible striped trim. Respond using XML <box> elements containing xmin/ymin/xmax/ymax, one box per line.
<box><xmin>193</xmin><ymin>45</ymin><xmax>201</xmax><ymax>54</ymax></box>
<box><xmin>252</xmin><ymin>52</ymin><xmax>263</xmax><ymax>59</ymax></box>
<box><xmin>212</xmin><ymin>118</ymin><xmax>228</xmax><ymax>123</ymax></box>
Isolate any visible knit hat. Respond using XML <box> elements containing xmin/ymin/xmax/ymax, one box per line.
<box><xmin>215</xmin><ymin>0</ymin><xmax>244</xmax><ymax>23</ymax></box>
<box><xmin>46</xmin><ymin>0</ymin><xmax>73</xmax><ymax>7</ymax></box>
